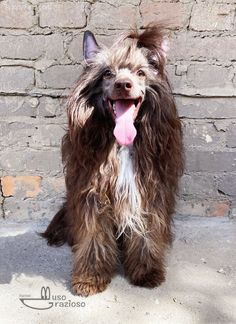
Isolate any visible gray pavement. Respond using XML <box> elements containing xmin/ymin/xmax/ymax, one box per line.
<box><xmin>0</xmin><ymin>217</ymin><xmax>235</xmax><ymax>324</ymax></box>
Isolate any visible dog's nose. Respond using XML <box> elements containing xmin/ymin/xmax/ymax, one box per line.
<box><xmin>115</xmin><ymin>79</ymin><xmax>133</xmax><ymax>91</ymax></box>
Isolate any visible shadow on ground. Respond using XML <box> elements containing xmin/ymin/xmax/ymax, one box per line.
<box><xmin>0</xmin><ymin>217</ymin><xmax>235</xmax><ymax>324</ymax></box>
<box><xmin>0</xmin><ymin>229</ymin><xmax>72</xmax><ymax>287</ymax></box>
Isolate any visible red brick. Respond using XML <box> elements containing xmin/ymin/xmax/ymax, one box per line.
<box><xmin>206</xmin><ymin>201</ymin><xmax>231</xmax><ymax>217</ymax></box>
<box><xmin>177</xmin><ymin>199</ymin><xmax>231</xmax><ymax>217</ymax></box>
<box><xmin>1</xmin><ymin>176</ymin><xmax>42</xmax><ymax>198</ymax></box>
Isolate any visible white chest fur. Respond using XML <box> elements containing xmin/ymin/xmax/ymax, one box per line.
<box><xmin>115</xmin><ymin>146</ymin><xmax>145</xmax><ymax>236</ymax></box>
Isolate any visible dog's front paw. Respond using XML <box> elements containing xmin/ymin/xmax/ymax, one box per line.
<box><xmin>72</xmin><ymin>275</ymin><xmax>110</xmax><ymax>297</ymax></box>
<box><xmin>129</xmin><ymin>268</ymin><xmax>166</xmax><ymax>288</ymax></box>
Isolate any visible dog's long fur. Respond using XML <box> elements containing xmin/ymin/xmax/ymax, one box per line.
<box><xmin>42</xmin><ymin>24</ymin><xmax>184</xmax><ymax>296</ymax></box>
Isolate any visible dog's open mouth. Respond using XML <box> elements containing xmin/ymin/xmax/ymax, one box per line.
<box><xmin>107</xmin><ymin>97</ymin><xmax>142</xmax><ymax>146</ymax></box>
<box><xmin>107</xmin><ymin>97</ymin><xmax>142</xmax><ymax>118</ymax></box>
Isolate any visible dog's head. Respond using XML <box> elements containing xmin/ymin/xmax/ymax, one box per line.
<box><xmin>72</xmin><ymin>25</ymin><xmax>170</xmax><ymax>146</ymax></box>
<box><xmin>66</xmin><ymin>24</ymin><xmax>183</xmax><ymax>194</ymax></box>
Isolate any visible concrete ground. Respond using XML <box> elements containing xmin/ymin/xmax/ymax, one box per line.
<box><xmin>0</xmin><ymin>216</ymin><xmax>235</xmax><ymax>324</ymax></box>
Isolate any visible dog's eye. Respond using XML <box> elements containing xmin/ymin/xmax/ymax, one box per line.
<box><xmin>137</xmin><ymin>70</ymin><xmax>145</xmax><ymax>77</ymax></box>
<box><xmin>103</xmin><ymin>69</ymin><xmax>112</xmax><ymax>78</ymax></box>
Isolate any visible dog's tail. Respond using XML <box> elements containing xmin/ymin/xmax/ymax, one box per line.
<box><xmin>40</xmin><ymin>204</ymin><xmax>68</xmax><ymax>246</ymax></box>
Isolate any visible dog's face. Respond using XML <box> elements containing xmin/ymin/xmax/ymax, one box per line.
<box><xmin>101</xmin><ymin>45</ymin><xmax>151</xmax><ymax>146</ymax></box>
<box><xmin>83</xmin><ymin>30</ymin><xmax>167</xmax><ymax>146</ymax></box>
<box><xmin>103</xmin><ymin>66</ymin><xmax>146</xmax><ymax>121</ymax></box>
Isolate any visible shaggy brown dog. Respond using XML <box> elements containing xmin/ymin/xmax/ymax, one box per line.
<box><xmin>42</xmin><ymin>24</ymin><xmax>184</xmax><ymax>297</ymax></box>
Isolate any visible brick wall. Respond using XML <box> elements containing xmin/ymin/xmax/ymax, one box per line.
<box><xmin>0</xmin><ymin>0</ymin><xmax>235</xmax><ymax>220</ymax></box>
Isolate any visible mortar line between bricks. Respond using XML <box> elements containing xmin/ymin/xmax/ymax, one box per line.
<box><xmin>181</xmin><ymin>117</ymin><xmax>236</xmax><ymax>121</ymax></box>
<box><xmin>84</xmin><ymin>2</ymin><xmax>92</xmax><ymax>27</ymax></box>
<box><xmin>232</xmin><ymin>6</ymin><xmax>236</xmax><ymax>30</ymax></box>
<box><xmin>1</xmin><ymin>92</ymin><xmax>236</xmax><ymax>99</ymax></box>
<box><xmin>0</xmin><ymin>92</ymin><xmax>67</xmax><ymax>98</ymax></box>
<box><xmin>173</xmin><ymin>93</ymin><xmax>236</xmax><ymax>98</ymax></box>
<box><xmin>1</xmin><ymin>93</ymin><xmax>236</xmax><ymax>100</ymax></box>
<box><xmin>138</xmin><ymin>0</ymin><xmax>143</xmax><ymax>21</ymax></box>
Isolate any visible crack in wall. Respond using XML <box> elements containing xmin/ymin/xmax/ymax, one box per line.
<box><xmin>187</xmin><ymin>2</ymin><xmax>195</xmax><ymax>30</ymax></box>
<box><xmin>0</xmin><ymin>178</ymin><xmax>6</xmax><ymax>219</ymax></box>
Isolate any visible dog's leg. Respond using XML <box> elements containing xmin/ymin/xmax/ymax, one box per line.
<box><xmin>71</xmin><ymin>221</ymin><xmax>118</xmax><ymax>297</ymax></box>
<box><xmin>40</xmin><ymin>204</ymin><xmax>67</xmax><ymax>246</ymax></box>
<box><xmin>123</xmin><ymin>229</ymin><xmax>170</xmax><ymax>288</ymax></box>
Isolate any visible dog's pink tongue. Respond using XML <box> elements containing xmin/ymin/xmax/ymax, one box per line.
<box><xmin>113</xmin><ymin>100</ymin><xmax>137</xmax><ymax>146</ymax></box>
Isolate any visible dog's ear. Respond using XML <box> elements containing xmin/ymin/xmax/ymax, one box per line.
<box><xmin>134</xmin><ymin>24</ymin><xmax>169</xmax><ymax>75</ymax></box>
<box><xmin>150</xmin><ymin>37</ymin><xmax>169</xmax><ymax>69</ymax></box>
<box><xmin>160</xmin><ymin>38</ymin><xmax>169</xmax><ymax>58</ymax></box>
<box><xmin>83</xmin><ymin>31</ymin><xmax>100</xmax><ymax>63</ymax></box>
